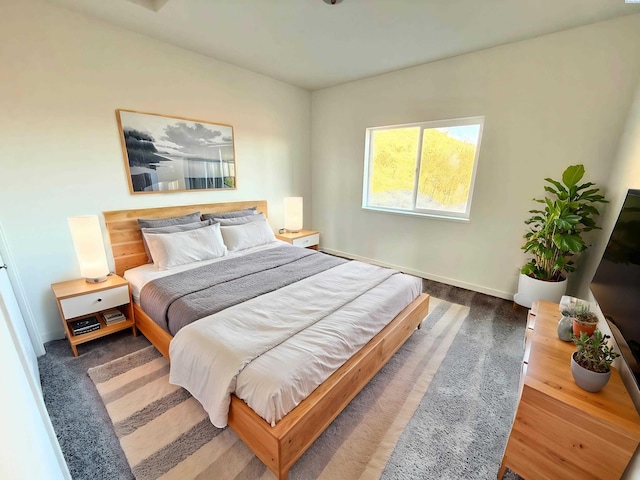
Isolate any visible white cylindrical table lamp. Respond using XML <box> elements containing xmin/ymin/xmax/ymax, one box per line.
<box><xmin>284</xmin><ymin>197</ymin><xmax>303</xmax><ymax>232</ymax></box>
<box><xmin>67</xmin><ymin>215</ymin><xmax>110</xmax><ymax>283</ymax></box>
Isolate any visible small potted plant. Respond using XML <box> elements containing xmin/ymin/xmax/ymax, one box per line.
<box><xmin>571</xmin><ymin>329</ymin><xmax>620</xmax><ymax>392</ymax></box>
<box><xmin>563</xmin><ymin>303</ymin><xmax>599</xmax><ymax>337</ymax></box>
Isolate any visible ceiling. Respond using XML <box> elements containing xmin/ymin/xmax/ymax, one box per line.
<box><xmin>48</xmin><ymin>0</ymin><xmax>640</xmax><ymax>91</ymax></box>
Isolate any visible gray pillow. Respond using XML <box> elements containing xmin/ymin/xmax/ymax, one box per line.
<box><xmin>213</xmin><ymin>213</ymin><xmax>265</xmax><ymax>226</ymax></box>
<box><xmin>202</xmin><ymin>207</ymin><xmax>257</xmax><ymax>221</ymax></box>
<box><xmin>142</xmin><ymin>219</ymin><xmax>213</xmax><ymax>235</ymax></box>
<box><xmin>137</xmin><ymin>211</ymin><xmax>201</xmax><ymax>229</ymax></box>
<box><xmin>137</xmin><ymin>212</ymin><xmax>203</xmax><ymax>262</ymax></box>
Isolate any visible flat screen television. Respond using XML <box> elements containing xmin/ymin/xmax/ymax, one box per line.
<box><xmin>591</xmin><ymin>189</ymin><xmax>640</xmax><ymax>388</ymax></box>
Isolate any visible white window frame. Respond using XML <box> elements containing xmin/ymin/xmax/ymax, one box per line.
<box><xmin>362</xmin><ymin>116</ymin><xmax>484</xmax><ymax>221</ymax></box>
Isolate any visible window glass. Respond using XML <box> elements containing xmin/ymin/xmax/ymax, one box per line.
<box><xmin>369</xmin><ymin>127</ymin><xmax>419</xmax><ymax>210</ymax></box>
<box><xmin>364</xmin><ymin>117</ymin><xmax>483</xmax><ymax>220</ymax></box>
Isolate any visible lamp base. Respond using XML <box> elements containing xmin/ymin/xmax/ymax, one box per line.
<box><xmin>285</xmin><ymin>229</ymin><xmax>300</xmax><ymax>233</ymax></box>
<box><xmin>85</xmin><ymin>276</ymin><xmax>108</xmax><ymax>283</ymax></box>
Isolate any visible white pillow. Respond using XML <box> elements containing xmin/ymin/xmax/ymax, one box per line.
<box><xmin>143</xmin><ymin>223</ymin><xmax>227</xmax><ymax>270</ymax></box>
<box><xmin>220</xmin><ymin>219</ymin><xmax>276</xmax><ymax>252</ymax></box>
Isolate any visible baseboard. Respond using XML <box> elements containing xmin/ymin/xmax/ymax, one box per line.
<box><xmin>320</xmin><ymin>247</ymin><xmax>514</xmax><ymax>301</ymax></box>
<box><xmin>41</xmin><ymin>329</ymin><xmax>65</xmax><ymax>345</ymax></box>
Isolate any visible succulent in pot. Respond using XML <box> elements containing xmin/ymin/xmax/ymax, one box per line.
<box><xmin>571</xmin><ymin>329</ymin><xmax>620</xmax><ymax>392</ymax></box>
<box><xmin>562</xmin><ymin>303</ymin><xmax>599</xmax><ymax>337</ymax></box>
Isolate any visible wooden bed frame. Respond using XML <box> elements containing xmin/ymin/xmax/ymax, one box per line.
<box><xmin>103</xmin><ymin>201</ymin><xmax>430</xmax><ymax>479</ymax></box>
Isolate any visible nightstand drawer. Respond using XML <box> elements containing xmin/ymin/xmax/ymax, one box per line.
<box><xmin>292</xmin><ymin>233</ymin><xmax>319</xmax><ymax>248</ymax></box>
<box><xmin>60</xmin><ymin>285</ymin><xmax>129</xmax><ymax>319</ymax></box>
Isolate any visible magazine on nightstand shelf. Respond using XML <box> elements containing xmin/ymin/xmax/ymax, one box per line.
<box><xmin>102</xmin><ymin>308</ymin><xmax>126</xmax><ymax>325</ymax></box>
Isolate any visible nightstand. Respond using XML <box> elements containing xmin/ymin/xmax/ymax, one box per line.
<box><xmin>276</xmin><ymin>230</ymin><xmax>320</xmax><ymax>250</ymax></box>
<box><xmin>51</xmin><ymin>274</ymin><xmax>136</xmax><ymax>357</ymax></box>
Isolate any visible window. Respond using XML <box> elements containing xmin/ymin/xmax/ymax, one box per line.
<box><xmin>362</xmin><ymin>117</ymin><xmax>484</xmax><ymax>220</ymax></box>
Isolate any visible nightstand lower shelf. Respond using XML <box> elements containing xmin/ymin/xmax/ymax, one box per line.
<box><xmin>68</xmin><ymin>317</ymin><xmax>136</xmax><ymax>347</ymax></box>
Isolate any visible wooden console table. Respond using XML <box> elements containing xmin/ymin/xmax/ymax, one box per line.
<box><xmin>498</xmin><ymin>300</ymin><xmax>640</xmax><ymax>479</ymax></box>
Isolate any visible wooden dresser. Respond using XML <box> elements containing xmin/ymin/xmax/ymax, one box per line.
<box><xmin>498</xmin><ymin>300</ymin><xmax>640</xmax><ymax>479</ymax></box>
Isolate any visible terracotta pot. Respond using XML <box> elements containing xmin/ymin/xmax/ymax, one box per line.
<box><xmin>572</xmin><ymin>318</ymin><xmax>598</xmax><ymax>338</ymax></box>
<box><xmin>571</xmin><ymin>352</ymin><xmax>611</xmax><ymax>392</ymax></box>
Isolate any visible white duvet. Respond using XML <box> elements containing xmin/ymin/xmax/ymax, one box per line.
<box><xmin>169</xmin><ymin>261</ymin><xmax>421</xmax><ymax>428</ymax></box>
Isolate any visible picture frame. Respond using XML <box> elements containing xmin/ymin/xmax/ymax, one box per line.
<box><xmin>116</xmin><ymin>109</ymin><xmax>237</xmax><ymax>194</ymax></box>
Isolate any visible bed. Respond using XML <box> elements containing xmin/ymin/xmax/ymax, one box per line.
<box><xmin>103</xmin><ymin>201</ymin><xmax>430</xmax><ymax>479</ymax></box>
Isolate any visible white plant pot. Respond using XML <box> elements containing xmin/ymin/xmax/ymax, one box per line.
<box><xmin>571</xmin><ymin>353</ymin><xmax>611</xmax><ymax>393</ymax></box>
<box><xmin>513</xmin><ymin>273</ymin><xmax>568</xmax><ymax>308</ymax></box>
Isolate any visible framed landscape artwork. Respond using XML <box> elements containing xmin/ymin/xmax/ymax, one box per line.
<box><xmin>116</xmin><ymin>109</ymin><xmax>236</xmax><ymax>194</ymax></box>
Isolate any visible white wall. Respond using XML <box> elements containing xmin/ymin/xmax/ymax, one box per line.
<box><xmin>578</xmin><ymin>79</ymin><xmax>640</xmax><ymax>298</ymax></box>
<box><xmin>310</xmin><ymin>14</ymin><xmax>640</xmax><ymax>300</ymax></box>
<box><xmin>0</xmin><ymin>0</ymin><xmax>311</xmax><ymax>342</ymax></box>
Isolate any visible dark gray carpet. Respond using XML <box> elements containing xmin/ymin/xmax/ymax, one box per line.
<box><xmin>39</xmin><ymin>279</ymin><xmax>526</xmax><ymax>479</ymax></box>
<box><xmin>39</xmin><ymin>330</ymin><xmax>149</xmax><ymax>480</ymax></box>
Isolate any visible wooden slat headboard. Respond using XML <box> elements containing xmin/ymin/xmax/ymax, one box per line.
<box><xmin>103</xmin><ymin>200</ymin><xmax>268</xmax><ymax>276</ymax></box>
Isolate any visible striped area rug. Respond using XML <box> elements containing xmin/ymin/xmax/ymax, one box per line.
<box><xmin>88</xmin><ymin>298</ymin><xmax>469</xmax><ymax>480</ymax></box>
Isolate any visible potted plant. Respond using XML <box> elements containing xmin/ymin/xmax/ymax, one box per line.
<box><xmin>571</xmin><ymin>329</ymin><xmax>620</xmax><ymax>392</ymax></box>
<box><xmin>563</xmin><ymin>303</ymin><xmax>599</xmax><ymax>338</ymax></box>
<box><xmin>513</xmin><ymin>164</ymin><xmax>607</xmax><ymax>308</ymax></box>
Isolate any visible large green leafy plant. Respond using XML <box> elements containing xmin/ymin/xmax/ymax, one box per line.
<box><xmin>521</xmin><ymin>164</ymin><xmax>607</xmax><ymax>281</ymax></box>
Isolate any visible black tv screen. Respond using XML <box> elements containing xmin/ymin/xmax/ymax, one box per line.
<box><xmin>591</xmin><ymin>189</ymin><xmax>640</xmax><ymax>387</ymax></box>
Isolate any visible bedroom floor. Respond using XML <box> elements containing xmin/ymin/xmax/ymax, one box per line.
<box><xmin>39</xmin><ymin>279</ymin><xmax>526</xmax><ymax>480</ymax></box>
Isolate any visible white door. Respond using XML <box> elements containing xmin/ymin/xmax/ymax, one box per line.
<box><xmin>0</xmin><ymin>250</ymin><xmax>40</xmax><ymax>388</ymax></box>
<box><xmin>0</xmin><ymin>298</ymin><xmax>71</xmax><ymax>480</ymax></box>
<box><xmin>0</xmin><ymin>232</ymin><xmax>70</xmax><ymax>479</ymax></box>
